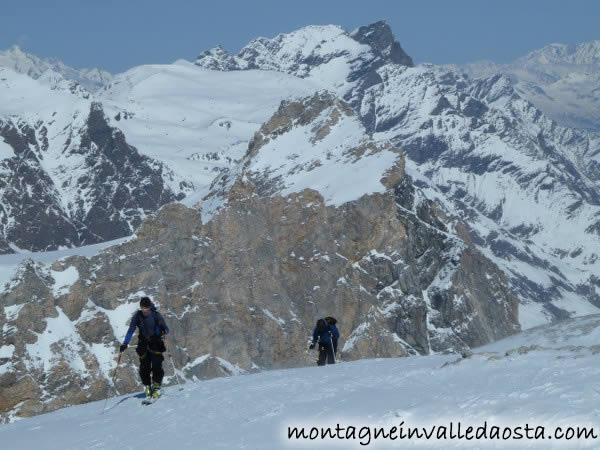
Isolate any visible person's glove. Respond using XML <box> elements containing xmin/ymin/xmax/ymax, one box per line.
<box><xmin>309</xmin><ymin>343</ymin><xmax>315</xmax><ymax>350</ymax></box>
<box><xmin>120</xmin><ymin>343</ymin><xmax>128</xmax><ymax>353</ymax></box>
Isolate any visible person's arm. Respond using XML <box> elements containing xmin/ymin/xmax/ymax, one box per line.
<box><xmin>123</xmin><ymin>313</ymin><xmax>139</xmax><ymax>345</ymax></box>
<box><xmin>156</xmin><ymin>312</ymin><xmax>169</xmax><ymax>335</ymax></box>
<box><xmin>332</xmin><ymin>325</ymin><xmax>340</xmax><ymax>340</ymax></box>
<box><xmin>332</xmin><ymin>326</ymin><xmax>339</xmax><ymax>353</ymax></box>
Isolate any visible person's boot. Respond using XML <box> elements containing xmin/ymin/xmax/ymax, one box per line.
<box><xmin>151</xmin><ymin>381</ymin><xmax>161</xmax><ymax>399</ymax></box>
<box><xmin>144</xmin><ymin>385</ymin><xmax>152</xmax><ymax>398</ymax></box>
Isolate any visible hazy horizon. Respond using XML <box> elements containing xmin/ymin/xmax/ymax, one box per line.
<box><xmin>1</xmin><ymin>0</ymin><xmax>598</xmax><ymax>73</ymax></box>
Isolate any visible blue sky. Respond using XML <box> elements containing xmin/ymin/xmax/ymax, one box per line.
<box><xmin>1</xmin><ymin>0</ymin><xmax>598</xmax><ymax>73</ymax></box>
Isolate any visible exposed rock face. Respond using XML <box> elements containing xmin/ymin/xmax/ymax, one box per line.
<box><xmin>0</xmin><ymin>92</ymin><xmax>519</xmax><ymax>422</ymax></box>
<box><xmin>0</xmin><ymin>186</ymin><xmax>519</xmax><ymax>421</ymax></box>
<box><xmin>71</xmin><ymin>102</ymin><xmax>184</xmax><ymax>241</ymax></box>
<box><xmin>0</xmin><ymin>102</ymin><xmax>184</xmax><ymax>253</ymax></box>
<box><xmin>0</xmin><ymin>121</ymin><xmax>81</xmax><ymax>253</ymax></box>
<box><xmin>350</xmin><ymin>21</ymin><xmax>414</xmax><ymax>67</ymax></box>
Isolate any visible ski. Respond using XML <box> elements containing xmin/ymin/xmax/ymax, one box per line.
<box><xmin>141</xmin><ymin>397</ymin><xmax>158</xmax><ymax>405</ymax></box>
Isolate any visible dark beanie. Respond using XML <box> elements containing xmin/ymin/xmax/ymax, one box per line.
<box><xmin>140</xmin><ymin>296</ymin><xmax>152</xmax><ymax>308</ymax></box>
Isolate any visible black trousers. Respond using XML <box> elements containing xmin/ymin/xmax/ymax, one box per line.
<box><xmin>136</xmin><ymin>336</ymin><xmax>165</xmax><ymax>385</ymax></box>
<box><xmin>139</xmin><ymin>352</ymin><xmax>164</xmax><ymax>386</ymax></box>
<box><xmin>317</xmin><ymin>342</ymin><xmax>336</xmax><ymax>366</ymax></box>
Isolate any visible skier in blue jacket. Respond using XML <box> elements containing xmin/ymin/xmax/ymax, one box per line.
<box><xmin>119</xmin><ymin>297</ymin><xmax>169</xmax><ymax>399</ymax></box>
<box><xmin>309</xmin><ymin>316</ymin><xmax>340</xmax><ymax>366</ymax></box>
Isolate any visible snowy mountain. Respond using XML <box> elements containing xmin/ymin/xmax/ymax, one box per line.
<box><xmin>195</xmin><ymin>22</ymin><xmax>413</xmax><ymax>75</ymax></box>
<box><xmin>0</xmin><ymin>45</ymin><xmax>112</xmax><ymax>92</ymax></box>
<box><xmin>1</xmin><ymin>314</ymin><xmax>599</xmax><ymax>448</ymax></box>
<box><xmin>2</xmin><ymin>20</ymin><xmax>600</xmax><ymax>424</ymax></box>
<box><xmin>95</xmin><ymin>60</ymin><xmax>321</xmax><ymax>205</ymax></box>
<box><xmin>196</xmin><ymin>22</ymin><xmax>600</xmax><ymax>326</ymax></box>
<box><xmin>0</xmin><ymin>57</ymin><xmax>322</xmax><ymax>253</ymax></box>
<box><xmin>0</xmin><ymin>67</ymin><xmax>189</xmax><ymax>253</ymax></box>
<box><xmin>455</xmin><ymin>41</ymin><xmax>600</xmax><ymax>131</ymax></box>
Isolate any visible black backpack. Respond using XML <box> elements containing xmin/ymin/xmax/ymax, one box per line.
<box><xmin>316</xmin><ymin>318</ymin><xmax>328</xmax><ymax>333</ymax></box>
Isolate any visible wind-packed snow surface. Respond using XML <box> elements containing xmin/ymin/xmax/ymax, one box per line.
<box><xmin>1</xmin><ymin>315</ymin><xmax>600</xmax><ymax>449</ymax></box>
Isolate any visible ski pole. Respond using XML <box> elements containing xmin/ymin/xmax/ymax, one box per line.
<box><xmin>101</xmin><ymin>350</ymin><xmax>122</xmax><ymax>414</ymax></box>
<box><xmin>330</xmin><ymin>340</ymin><xmax>337</xmax><ymax>364</ymax></box>
<box><xmin>164</xmin><ymin>336</ymin><xmax>185</xmax><ymax>390</ymax></box>
<box><xmin>328</xmin><ymin>331</ymin><xmax>336</xmax><ymax>364</ymax></box>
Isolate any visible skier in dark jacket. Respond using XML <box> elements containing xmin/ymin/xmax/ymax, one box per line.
<box><xmin>309</xmin><ymin>316</ymin><xmax>340</xmax><ymax>366</ymax></box>
<box><xmin>119</xmin><ymin>296</ymin><xmax>169</xmax><ymax>399</ymax></box>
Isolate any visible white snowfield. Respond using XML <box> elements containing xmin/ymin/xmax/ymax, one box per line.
<box><xmin>98</xmin><ymin>61</ymin><xmax>322</xmax><ymax>204</ymax></box>
<box><xmin>1</xmin><ymin>315</ymin><xmax>600</xmax><ymax>449</ymax></box>
<box><xmin>242</xmin><ymin>95</ymin><xmax>402</xmax><ymax>208</ymax></box>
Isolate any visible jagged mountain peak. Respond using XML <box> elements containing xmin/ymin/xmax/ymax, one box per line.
<box><xmin>195</xmin><ymin>21</ymin><xmax>413</xmax><ymax>76</ymax></box>
<box><xmin>350</xmin><ymin>20</ymin><xmax>413</xmax><ymax>67</ymax></box>
<box><xmin>0</xmin><ymin>45</ymin><xmax>47</xmax><ymax>79</ymax></box>
<box><xmin>249</xmin><ymin>90</ymin><xmax>355</xmax><ymax>150</ymax></box>
<box><xmin>194</xmin><ymin>45</ymin><xmax>240</xmax><ymax>71</ymax></box>
<box><xmin>3</xmin><ymin>45</ymin><xmax>27</xmax><ymax>57</ymax></box>
<box><xmin>469</xmin><ymin>72</ymin><xmax>518</xmax><ymax>104</ymax></box>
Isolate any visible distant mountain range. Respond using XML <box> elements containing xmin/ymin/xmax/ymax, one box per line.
<box><xmin>450</xmin><ymin>41</ymin><xmax>600</xmax><ymax>131</ymax></box>
<box><xmin>0</xmin><ymin>45</ymin><xmax>112</xmax><ymax>92</ymax></box>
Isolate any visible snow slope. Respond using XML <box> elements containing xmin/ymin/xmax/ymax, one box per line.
<box><xmin>1</xmin><ymin>315</ymin><xmax>599</xmax><ymax>448</ymax></box>
<box><xmin>97</xmin><ymin>61</ymin><xmax>321</xmax><ymax>204</ymax></box>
